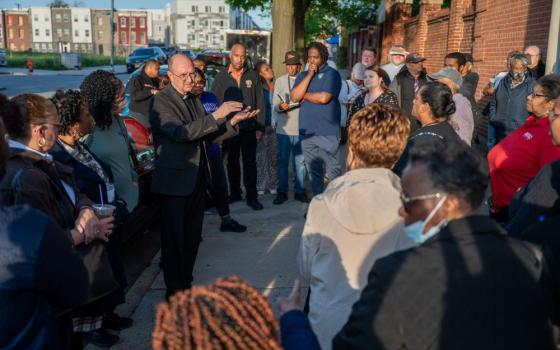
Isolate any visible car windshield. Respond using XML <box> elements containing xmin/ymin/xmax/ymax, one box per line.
<box><xmin>134</xmin><ymin>48</ymin><xmax>154</xmax><ymax>56</ymax></box>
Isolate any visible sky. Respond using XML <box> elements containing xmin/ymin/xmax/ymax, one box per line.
<box><xmin>2</xmin><ymin>0</ymin><xmax>272</xmax><ymax>29</ymax></box>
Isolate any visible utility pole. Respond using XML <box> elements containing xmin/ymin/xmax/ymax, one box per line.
<box><xmin>110</xmin><ymin>0</ymin><xmax>114</xmax><ymax>72</ymax></box>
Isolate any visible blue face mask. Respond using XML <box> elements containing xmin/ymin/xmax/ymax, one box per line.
<box><xmin>404</xmin><ymin>195</ymin><xmax>448</xmax><ymax>245</ymax></box>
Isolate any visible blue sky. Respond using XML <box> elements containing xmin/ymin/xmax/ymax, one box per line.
<box><xmin>6</xmin><ymin>0</ymin><xmax>271</xmax><ymax>29</ymax></box>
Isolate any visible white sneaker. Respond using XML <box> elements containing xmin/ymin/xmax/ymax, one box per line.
<box><xmin>257</xmin><ymin>190</ymin><xmax>265</xmax><ymax>195</ymax></box>
<box><xmin>270</xmin><ymin>189</ymin><xmax>277</xmax><ymax>195</ymax></box>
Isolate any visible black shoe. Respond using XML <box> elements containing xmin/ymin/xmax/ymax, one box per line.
<box><xmin>102</xmin><ymin>312</ymin><xmax>133</xmax><ymax>331</ymax></box>
<box><xmin>83</xmin><ymin>329</ymin><xmax>120</xmax><ymax>348</ymax></box>
<box><xmin>246</xmin><ymin>199</ymin><xmax>263</xmax><ymax>210</ymax></box>
<box><xmin>220</xmin><ymin>219</ymin><xmax>247</xmax><ymax>232</ymax></box>
<box><xmin>294</xmin><ymin>192</ymin><xmax>311</xmax><ymax>203</ymax></box>
<box><xmin>229</xmin><ymin>194</ymin><xmax>243</xmax><ymax>204</ymax></box>
<box><xmin>273</xmin><ymin>192</ymin><xmax>288</xmax><ymax>205</ymax></box>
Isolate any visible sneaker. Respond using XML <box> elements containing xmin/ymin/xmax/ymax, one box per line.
<box><xmin>229</xmin><ymin>194</ymin><xmax>243</xmax><ymax>204</ymax></box>
<box><xmin>83</xmin><ymin>329</ymin><xmax>120</xmax><ymax>347</ymax></box>
<box><xmin>247</xmin><ymin>199</ymin><xmax>264</xmax><ymax>210</ymax></box>
<box><xmin>220</xmin><ymin>219</ymin><xmax>247</xmax><ymax>232</ymax></box>
<box><xmin>294</xmin><ymin>192</ymin><xmax>311</xmax><ymax>203</ymax></box>
<box><xmin>102</xmin><ymin>312</ymin><xmax>133</xmax><ymax>331</ymax></box>
<box><xmin>270</xmin><ymin>189</ymin><xmax>278</xmax><ymax>195</ymax></box>
<box><xmin>273</xmin><ymin>192</ymin><xmax>288</xmax><ymax>205</ymax></box>
<box><xmin>257</xmin><ymin>190</ymin><xmax>265</xmax><ymax>195</ymax></box>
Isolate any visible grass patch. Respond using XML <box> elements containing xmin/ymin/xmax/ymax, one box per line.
<box><xmin>5</xmin><ymin>51</ymin><xmax>126</xmax><ymax>69</ymax></box>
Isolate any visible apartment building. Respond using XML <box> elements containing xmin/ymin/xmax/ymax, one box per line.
<box><xmin>0</xmin><ymin>13</ymin><xmax>5</xmax><ymax>49</ymax></box>
<box><xmin>51</xmin><ymin>7</ymin><xmax>72</xmax><ymax>53</ymax></box>
<box><xmin>91</xmin><ymin>9</ymin><xmax>113</xmax><ymax>56</ymax></box>
<box><xmin>30</xmin><ymin>7</ymin><xmax>53</xmax><ymax>52</ymax></box>
<box><xmin>70</xmin><ymin>8</ymin><xmax>93</xmax><ymax>52</ymax></box>
<box><xmin>3</xmin><ymin>10</ymin><xmax>31</xmax><ymax>52</ymax></box>
<box><xmin>146</xmin><ymin>9</ymin><xmax>168</xmax><ymax>45</ymax></box>
<box><xmin>117</xmin><ymin>10</ymin><xmax>148</xmax><ymax>56</ymax></box>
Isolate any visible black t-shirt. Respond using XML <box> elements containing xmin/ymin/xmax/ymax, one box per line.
<box><xmin>393</xmin><ymin>121</ymin><xmax>462</xmax><ymax>176</ymax></box>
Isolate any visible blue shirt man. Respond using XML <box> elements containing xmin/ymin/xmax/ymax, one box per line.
<box><xmin>291</xmin><ymin>42</ymin><xmax>342</xmax><ymax>195</ymax></box>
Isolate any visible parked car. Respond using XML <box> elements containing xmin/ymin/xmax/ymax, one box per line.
<box><xmin>161</xmin><ymin>46</ymin><xmax>178</xmax><ymax>60</ymax></box>
<box><xmin>126</xmin><ymin>47</ymin><xmax>167</xmax><ymax>73</ymax></box>
<box><xmin>196</xmin><ymin>50</ymin><xmax>230</xmax><ymax>67</ymax></box>
<box><xmin>0</xmin><ymin>49</ymin><xmax>6</xmax><ymax>66</ymax></box>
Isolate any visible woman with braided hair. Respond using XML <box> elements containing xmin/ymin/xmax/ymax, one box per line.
<box><xmin>153</xmin><ymin>276</ymin><xmax>283</xmax><ymax>350</ymax></box>
<box><xmin>81</xmin><ymin>70</ymin><xmax>139</xmax><ymax>212</ymax></box>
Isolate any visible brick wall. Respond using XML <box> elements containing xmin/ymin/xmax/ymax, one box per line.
<box><xmin>423</xmin><ymin>9</ymin><xmax>450</xmax><ymax>72</ymax></box>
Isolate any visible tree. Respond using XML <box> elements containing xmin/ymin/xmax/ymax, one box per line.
<box><xmin>48</xmin><ymin>0</ymin><xmax>69</xmax><ymax>7</ymax></box>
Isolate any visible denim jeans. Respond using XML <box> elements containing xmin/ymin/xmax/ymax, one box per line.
<box><xmin>301</xmin><ymin>135</ymin><xmax>342</xmax><ymax>195</ymax></box>
<box><xmin>276</xmin><ymin>133</ymin><xmax>307</xmax><ymax>194</ymax></box>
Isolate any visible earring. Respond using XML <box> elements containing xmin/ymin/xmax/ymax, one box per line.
<box><xmin>37</xmin><ymin>137</ymin><xmax>46</xmax><ymax>148</ymax></box>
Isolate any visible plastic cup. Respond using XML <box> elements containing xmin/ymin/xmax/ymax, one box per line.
<box><xmin>92</xmin><ymin>204</ymin><xmax>116</xmax><ymax>219</ymax></box>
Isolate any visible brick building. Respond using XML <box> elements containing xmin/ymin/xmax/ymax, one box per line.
<box><xmin>3</xmin><ymin>10</ymin><xmax>31</xmax><ymax>52</ymax></box>
<box><xmin>0</xmin><ymin>13</ymin><xmax>5</xmax><ymax>49</ymax></box>
<box><xmin>117</xmin><ymin>10</ymin><xmax>148</xmax><ymax>56</ymax></box>
<box><xmin>92</xmin><ymin>9</ymin><xmax>113</xmax><ymax>56</ymax></box>
<box><xmin>350</xmin><ymin>0</ymin><xmax>555</xmax><ymax>100</ymax></box>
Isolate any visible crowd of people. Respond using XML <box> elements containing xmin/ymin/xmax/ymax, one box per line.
<box><xmin>1</xmin><ymin>37</ymin><xmax>560</xmax><ymax>350</ymax></box>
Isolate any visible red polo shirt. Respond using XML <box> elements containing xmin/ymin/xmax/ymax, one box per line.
<box><xmin>488</xmin><ymin>115</ymin><xmax>560</xmax><ymax>211</ymax></box>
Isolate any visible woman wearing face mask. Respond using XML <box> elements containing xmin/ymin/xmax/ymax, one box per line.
<box><xmin>255</xmin><ymin>61</ymin><xmax>279</xmax><ymax>195</ymax></box>
<box><xmin>0</xmin><ymin>93</ymin><xmax>112</xmax><ymax>349</ymax></box>
<box><xmin>81</xmin><ymin>70</ymin><xmax>139</xmax><ymax>212</ymax></box>
<box><xmin>488</xmin><ymin>74</ymin><xmax>560</xmax><ymax>223</ymax></box>
<box><xmin>190</xmin><ymin>68</ymin><xmax>247</xmax><ymax>233</ymax></box>
<box><xmin>50</xmin><ymin>89</ymin><xmax>133</xmax><ymax>347</ymax></box>
<box><xmin>392</xmin><ymin>82</ymin><xmax>462</xmax><ymax>176</ymax></box>
<box><xmin>348</xmin><ymin>65</ymin><xmax>398</xmax><ymax>121</ymax></box>
<box><xmin>297</xmin><ymin>104</ymin><xmax>414</xmax><ymax>350</ymax></box>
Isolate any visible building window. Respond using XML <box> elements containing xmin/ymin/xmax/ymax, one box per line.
<box><xmin>44</xmin><ymin>16</ymin><xmax>48</xmax><ymax>22</ymax></box>
<box><xmin>64</xmin><ymin>28</ymin><xmax>70</xmax><ymax>35</ymax></box>
<box><xmin>131</xmin><ymin>32</ymin><xmax>136</xmax><ymax>43</ymax></box>
<box><xmin>57</xmin><ymin>28</ymin><xmax>62</xmax><ymax>36</ymax></box>
<box><xmin>41</xmin><ymin>43</ymin><xmax>46</xmax><ymax>50</ymax></box>
<box><xmin>190</xmin><ymin>20</ymin><xmax>195</xmax><ymax>27</ymax></box>
<box><xmin>85</xmin><ymin>29</ymin><xmax>90</xmax><ymax>37</ymax></box>
<box><xmin>8</xmin><ymin>28</ymin><xmax>13</xmax><ymax>39</ymax></box>
<box><xmin>34</xmin><ymin>14</ymin><xmax>39</xmax><ymax>21</ymax></box>
<box><xmin>220</xmin><ymin>35</ymin><xmax>224</xmax><ymax>41</ymax></box>
<box><xmin>120</xmin><ymin>17</ymin><xmax>126</xmax><ymax>27</ymax></box>
<box><xmin>47</xmin><ymin>43</ymin><xmax>52</xmax><ymax>50</ymax></box>
<box><xmin>205</xmin><ymin>6</ymin><xmax>211</xmax><ymax>12</ymax></box>
<box><xmin>75</xmin><ymin>29</ymin><xmax>79</xmax><ymax>37</ymax></box>
<box><xmin>131</xmin><ymin>18</ymin><xmax>136</xmax><ymax>28</ymax></box>
<box><xmin>219</xmin><ymin>6</ymin><xmax>225</xmax><ymax>13</ymax></box>
<box><xmin>158</xmin><ymin>25</ymin><xmax>162</xmax><ymax>32</ymax></box>
<box><xmin>220</xmin><ymin>20</ymin><xmax>224</xmax><ymax>27</ymax></box>
<box><xmin>18</xmin><ymin>28</ymin><xmax>24</xmax><ymax>38</ymax></box>
<box><xmin>63</xmin><ymin>14</ymin><xmax>69</xmax><ymax>22</ymax></box>
<box><xmin>140</xmin><ymin>18</ymin><xmax>145</xmax><ymax>28</ymax></box>
<box><xmin>140</xmin><ymin>32</ymin><xmax>145</xmax><ymax>43</ymax></box>
<box><xmin>35</xmin><ymin>29</ymin><xmax>40</xmax><ymax>36</ymax></box>
<box><xmin>84</xmin><ymin>15</ymin><xmax>89</xmax><ymax>22</ymax></box>
<box><xmin>7</xmin><ymin>16</ymin><xmax>13</xmax><ymax>25</ymax></box>
<box><xmin>46</xmin><ymin>29</ymin><xmax>50</xmax><ymax>36</ymax></box>
<box><xmin>74</xmin><ymin>15</ymin><xmax>78</xmax><ymax>22</ymax></box>
<box><xmin>98</xmin><ymin>17</ymin><xmax>103</xmax><ymax>25</ymax></box>
<box><xmin>18</xmin><ymin>16</ymin><xmax>23</xmax><ymax>26</ymax></box>
<box><xmin>55</xmin><ymin>14</ymin><xmax>61</xmax><ymax>22</ymax></box>
<box><xmin>120</xmin><ymin>31</ymin><xmax>126</xmax><ymax>44</ymax></box>
<box><xmin>98</xmin><ymin>31</ymin><xmax>103</xmax><ymax>40</ymax></box>
<box><xmin>191</xmin><ymin>5</ymin><xmax>198</xmax><ymax>12</ymax></box>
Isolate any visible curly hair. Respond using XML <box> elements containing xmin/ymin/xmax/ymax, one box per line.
<box><xmin>80</xmin><ymin>70</ymin><xmax>123</xmax><ymax>129</ymax></box>
<box><xmin>50</xmin><ymin>89</ymin><xmax>84</xmax><ymax>135</ymax></box>
<box><xmin>1</xmin><ymin>93</ymin><xmax>50</xmax><ymax>139</ymax></box>
<box><xmin>305</xmin><ymin>42</ymin><xmax>329</xmax><ymax>66</ymax></box>
<box><xmin>348</xmin><ymin>104</ymin><xmax>410</xmax><ymax>169</ymax></box>
<box><xmin>409</xmin><ymin>137</ymin><xmax>488</xmax><ymax>210</ymax></box>
<box><xmin>152</xmin><ymin>276</ymin><xmax>282</xmax><ymax>350</ymax></box>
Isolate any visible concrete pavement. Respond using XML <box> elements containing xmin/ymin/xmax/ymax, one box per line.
<box><xmin>109</xmin><ymin>193</ymin><xmax>309</xmax><ymax>349</ymax></box>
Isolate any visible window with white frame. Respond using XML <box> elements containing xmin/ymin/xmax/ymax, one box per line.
<box><xmin>120</xmin><ymin>17</ymin><xmax>126</xmax><ymax>27</ymax></box>
<box><xmin>140</xmin><ymin>32</ymin><xmax>145</xmax><ymax>43</ymax></box>
<box><xmin>34</xmin><ymin>29</ymin><xmax>39</xmax><ymax>36</ymax></box>
<box><xmin>191</xmin><ymin>5</ymin><xmax>198</xmax><ymax>12</ymax></box>
<box><xmin>140</xmin><ymin>18</ymin><xmax>145</xmax><ymax>28</ymax></box>
<box><xmin>34</xmin><ymin>14</ymin><xmax>38</xmax><ymax>21</ymax></box>
<box><xmin>85</xmin><ymin>30</ymin><xmax>90</xmax><ymax>37</ymax></box>
<box><xmin>130</xmin><ymin>32</ymin><xmax>136</xmax><ymax>43</ymax></box>
<box><xmin>46</xmin><ymin>29</ymin><xmax>50</xmax><ymax>36</ymax></box>
<box><xmin>205</xmin><ymin>6</ymin><xmax>211</xmax><ymax>12</ymax></box>
<box><xmin>120</xmin><ymin>31</ymin><xmax>126</xmax><ymax>43</ymax></box>
<box><xmin>98</xmin><ymin>31</ymin><xmax>103</xmax><ymax>40</ymax></box>
<box><xmin>84</xmin><ymin>15</ymin><xmax>89</xmax><ymax>22</ymax></box>
<box><xmin>98</xmin><ymin>17</ymin><xmax>103</xmax><ymax>25</ymax></box>
<box><xmin>75</xmin><ymin>29</ymin><xmax>79</xmax><ymax>37</ymax></box>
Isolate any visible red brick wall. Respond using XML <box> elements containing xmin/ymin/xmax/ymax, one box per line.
<box><xmin>423</xmin><ymin>10</ymin><xmax>450</xmax><ymax>72</ymax></box>
<box><xmin>404</xmin><ymin>19</ymin><xmax>418</xmax><ymax>54</ymax></box>
<box><xmin>3</xmin><ymin>11</ymin><xmax>31</xmax><ymax>52</ymax></box>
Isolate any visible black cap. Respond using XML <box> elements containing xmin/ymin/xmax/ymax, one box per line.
<box><xmin>405</xmin><ymin>53</ymin><xmax>426</xmax><ymax>63</ymax></box>
<box><xmin>283</xmin><ymin>51</ymin><xmax>301</xmax><ymax>65</ymax></box>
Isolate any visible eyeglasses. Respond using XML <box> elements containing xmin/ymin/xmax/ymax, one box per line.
<box><xmin>400</xmin><ymin>192</ymin><xmax>443</xmax><ymax>212</ymax></box>
<box><xmin>170</xmin><ymin>71</ymin><xmax>196</xmax><ymax>80</ymax></box>
<box><xmin>530</xmin><ymin>92</ymin><xmax>546</xmax><ymax>98</ymax></box>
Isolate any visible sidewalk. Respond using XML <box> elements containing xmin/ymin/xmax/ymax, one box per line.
<box><xmin>0</xmin><ymin>65</ymin><xmax>127</xmax><ymax>76</ymax></box>
<box><xmin>108</xmin><ymin>194</ymin><xmax>308</xmax><ymax>349</ymax></box>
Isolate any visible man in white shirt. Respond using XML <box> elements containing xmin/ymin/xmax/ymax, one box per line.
<box><xmin>339</xmin><ymin>62</ymin><xmax>365</xmax><ymax>128</ymax></box>
<box><xmin>382</xmin><ymin>45</ymin><xmax>408</xmax><ymax>82</ymax></box>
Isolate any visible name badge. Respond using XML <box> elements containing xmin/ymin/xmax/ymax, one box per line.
<box><xmin>245</xmin><ymin>80</ymin><xmax>253</xmax><ymax>88</ymax></box>
<box><xmin>318</xmin><ymin>73</ymin><xmax>324</xmax><ymax>80</ymax></box>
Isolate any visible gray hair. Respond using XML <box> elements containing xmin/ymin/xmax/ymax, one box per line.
<box><xmin>509</xmin><ymin>53</ymin><xmax>529</xmax><ymax>67</ymax></box>
<box><xmin>168</xmin><ymin>53</ymin><xmax>190</xmax><ymax>71</ymax></box>
<box><xmin>525</xmin><ymin>45</ymin><xmax>541</xmax><ymax>55</ymax></box>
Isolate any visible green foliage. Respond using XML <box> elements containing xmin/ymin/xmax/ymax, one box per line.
<box><xmin>5</xmin><ymin>51</ymin><xmax>125</xmax><ymax>70</ymax></box>
<box><xmin>48</xmin><ymin>0</ymin><xmax>69</xmax><ymax>7</ymax></box>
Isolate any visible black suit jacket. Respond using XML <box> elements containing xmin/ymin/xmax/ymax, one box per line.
<box><xmin>333</xmin><ymin>215</ymin><xmax>557</xmax><ymax>350</ymax></box>
<box><xmin>149</xmin><ymin>84</ymin><xmax>238</xmax><ymax>196</ymax></box>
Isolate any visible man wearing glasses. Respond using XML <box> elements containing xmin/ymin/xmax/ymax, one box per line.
<box><xmin>149</xmin><ymin>53</ymin><xmax>258</xmax><ymax>299</ymax></box>
<box><xmin>333</xmin><ymin>139</ymin><xmax>557</xmax><ymax>349</ymax></box>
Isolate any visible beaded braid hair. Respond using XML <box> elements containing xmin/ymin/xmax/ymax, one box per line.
<box><xmin>152</xmin><ymin>276</ymin><xmax>282</xmax><ymax>350</ymax></box>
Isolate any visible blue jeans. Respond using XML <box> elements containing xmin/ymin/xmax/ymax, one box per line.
<box><xmin>277</xmin><ymin>133</ymin><xmax>306</xmax><ymax>194</ymax></box>
<box><xmin>301</xmin><ymin>135</ymin><xmax>342</xmax><ymax>195</ymax></box>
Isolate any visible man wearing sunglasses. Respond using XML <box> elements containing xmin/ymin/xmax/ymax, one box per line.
<box><xmin>149</xmin><ymin>53</ymin><xmax>258</xmax><ymax>299</ymax></box>
<box><xmin>333</xmin><ymin>139</ymin><xmax>557</xmax><ymax>350</ymax></box>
